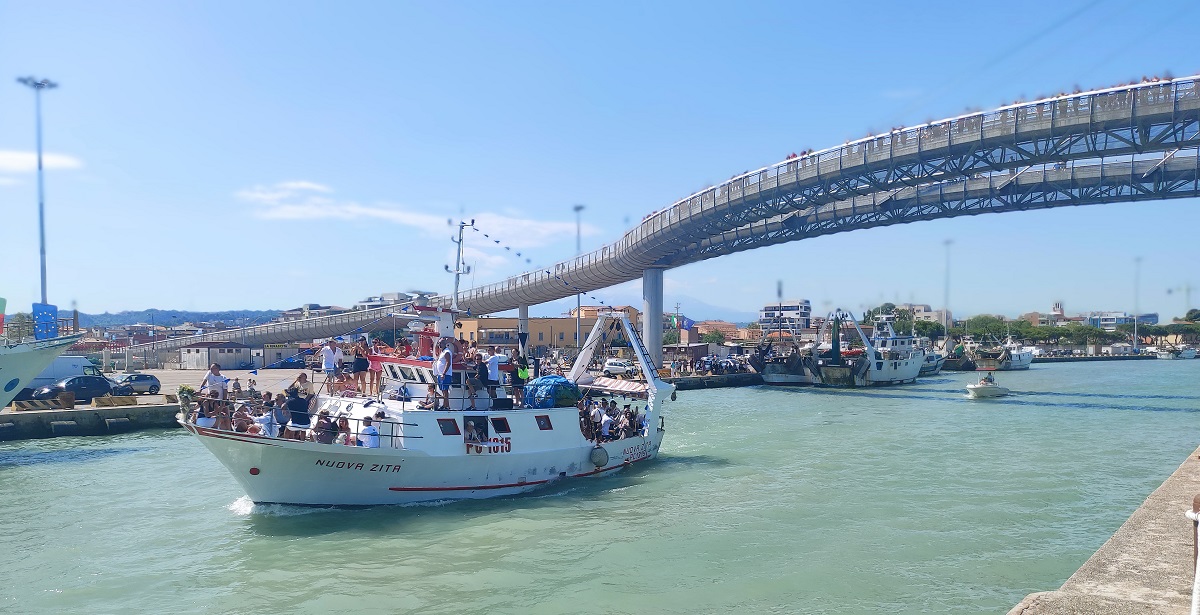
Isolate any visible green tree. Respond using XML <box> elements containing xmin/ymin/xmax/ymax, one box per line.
<box><xmin>964</xmin><ymin>315</ymin><xmax>1007</xmax><ymax>338</ymax></box>
<box><xmin>1186</xmin><ymin>309</ymin><xmax>1200</xmax><ymax>322</ymax></box>
<box><xmin>746</xmin><ymin>322</ymin><xmax>760</xmax><ymax>329</ymax></box>
<box><xmin>912</xmin><ymin>320</ymin><xmax>945</xmax><ymax>339</ymax></box>
<box><xmin>5</xmin><ymin>312</ymin><xmax>34</xmax><ymax>341</ymax></box>
<box><xmin>663</xmin><ymin>330</ymin><xmax>680</xmax><ymax>345</ymax></box>
<box><xmin>700</xmin><ymin>330</ymin><xmax>726</xmax><ymax>344</ymax></box>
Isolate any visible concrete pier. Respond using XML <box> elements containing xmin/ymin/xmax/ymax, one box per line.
<box><xmin>1009</xmin><ymin>443</ymin><xmax>1200</xmax><ymax>613</ymax></box>
<box><xmin>0</xmin><ymin>403</ymin><xmax>181</xmax><ymax>440</ymax></box>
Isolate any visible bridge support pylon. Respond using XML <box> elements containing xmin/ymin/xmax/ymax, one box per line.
<box><xmin>518</xmin><ymin>304</ymin><xmax>529</xmax><ymax>358</ymax></box>
<box><xmin>641</xmin><ymin>268</ymin><xmax>664</xmax><ymax>370</ymax></box>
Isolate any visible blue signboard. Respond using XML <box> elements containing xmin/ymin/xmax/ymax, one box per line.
<box><xmin>32</xmin><ymin>303</ymin><xmax>59</xmax><ymax>340</ymax></box>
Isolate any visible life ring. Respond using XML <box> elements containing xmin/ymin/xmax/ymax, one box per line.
<box><xmin>589</xmin><ymin>445</ymin><xmax>609</xmax><ymax>467</ymax></box>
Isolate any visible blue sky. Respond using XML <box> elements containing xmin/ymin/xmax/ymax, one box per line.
<box><xmin>2</xmin><ymin>0</ymin><xmax>1198</xmax><ymax>322</ymax></box>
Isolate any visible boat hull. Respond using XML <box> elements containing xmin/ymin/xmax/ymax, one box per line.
<box><xmin>185</xmin><ymin>420</ymin><xmax>666</xmax><ymax>506</ymax></box>
<box><xmin>760</xmin><ymin>362</ymin><xmax>815</xmax><ymax>386</ymax></box>
<box><xmin>965</xmin><ymin>384</ymin><xmax>1009</xmax><ymax>399</ymax></box>
<box><xmin>0</xmin><ymin>335</ymin><xmax>82</xmax><ymax>409</ymax></box>
<box><xmin>919</xmin><ymin>355</ymin><xmax>945</xmax><ymax>377</ymax></box>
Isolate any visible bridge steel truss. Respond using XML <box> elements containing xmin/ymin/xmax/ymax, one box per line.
<box><xmin>446</xmin><ymin>76</ymin><xmax>1200</xmax><ymax>314</ymax></box>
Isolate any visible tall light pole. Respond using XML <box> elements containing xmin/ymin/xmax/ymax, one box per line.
<box><xmin>573</xmin><ymin>204</ymin><xmax>585</xmax><ymax>350</ymax></box>
<box><xmin>1133</xmin><ymin>256</ymin><xmax>1141</xmax><ymax>353</ymax></box>
<box><xmin>943</xmin><ymin>239</ymin><xmax>953</xmax><ymax>343</ymax></box>
<box><xmin>17</xmin><ymin>76</ymin><xmax>58</xmax><ymax>305</ymax></box>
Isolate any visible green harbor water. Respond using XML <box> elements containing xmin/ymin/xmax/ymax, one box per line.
<box><xmin>2</xmin><ymin>360</ymin><xmax>1198</xmax><ymax>614</ymax></box>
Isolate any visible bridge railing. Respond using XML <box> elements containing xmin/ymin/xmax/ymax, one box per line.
<box><xmin>454</xmin><ymin>76</ymin><xmax>1199</xmax><ymax>312</ymax></box>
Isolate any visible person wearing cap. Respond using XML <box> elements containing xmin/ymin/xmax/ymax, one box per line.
<box><xmin>358</xmin><ymin>416</ymin><xmax>380</xmax><ymax>448</ymax></box>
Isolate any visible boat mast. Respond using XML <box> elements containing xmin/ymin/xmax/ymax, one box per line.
<box><xmin>446</xmin><ymin>219</ymin><xmax>473</xmax><ymax>311</ymax></box>
<box><xmin>776</xmin><ymin>280</ymin><xmax>783</xmax><ymax>350</ymax></box>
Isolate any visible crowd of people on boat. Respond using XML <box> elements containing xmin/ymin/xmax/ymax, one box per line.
<box><xmin>578</xmin><ymin>397</ymin><xmax>648</xmax><ymax>442</ymax></box>
<box><xmin>188</xmin><ymin>371</ymin><xmax>381</xmax><ymax>447</ymax></box>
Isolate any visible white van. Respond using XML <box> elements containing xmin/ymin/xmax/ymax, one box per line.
<box><xmin>17</xmin><ymin>356</ymin><xmax>105</xmax><ymax>400</ymax></box>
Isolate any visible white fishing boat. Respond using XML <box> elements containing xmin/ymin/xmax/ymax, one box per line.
<box><xmin>179</xmin><ymin>309</ymin><xmax>673</xmax><ymax>506</ymax></box>
<box><xmin>972</xmin><ymin>337</ymin><xmax>1032</xmax><ymax>370</ymax></box>
<box><xmin>965</xmin><ymin>373</ymin><xmax>1009</xmax><ymax>399</ymax></box>
<box><xmin>1156</xmin><ymin>346</ymin><xmax>1196</xmax><ymax>359</ymax></box>
<box><xmin>919</xmin><ymin>352</ymin><xmax>945</xmax><ymax>376</ymax></box>
<box><xmin>805</xmin><ymin>311</ymin><xmax>925</xmax><ymax>387</ymax></box>
<box><xmin>0</xmin><ymin>334</ymin><xmax>82</xmax><ymax>409</ymax></box>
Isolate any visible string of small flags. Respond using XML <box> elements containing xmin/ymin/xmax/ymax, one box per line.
<box><xmin>462</xmin><ymin>219</ymin><xmax>533</xmax><ymax>265</ymax></box>
<box><xmin>457</xmin><ymin>219</ymin><xmax>610</xmax><ymax>308</ymax></box>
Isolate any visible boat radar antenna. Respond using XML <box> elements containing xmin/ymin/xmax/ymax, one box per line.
<box><xmin>445</xmin><ymin>219</ymin><xmax>474</xmax><ymax>311</ymax></box>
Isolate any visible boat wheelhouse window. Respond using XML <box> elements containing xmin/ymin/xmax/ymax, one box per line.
<box><xmin>535</xmin><ymin>415</ymin><xmax>553</xmax><ymax>431</ymax></box>
<box><xmin>490</xmin><ymin>417</ymin><xmax>511</xmax><ymax>433</ymax></box>
<box><xmin>437</xmin><ymin>418</ymin><xmax>461</xmax><ymax>436</ymax></box>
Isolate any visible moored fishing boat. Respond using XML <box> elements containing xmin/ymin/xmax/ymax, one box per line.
<box><xmin>919</xmin><ymin>352</ymin><xmax>945</xmax><ymax>376</ymax></box>
<box><xmin>179</xmin><ymin>309</ymin><xmax>673</xmax><ymax>506</ymax></box>
<box><xmin>804</xmin><ymin>311</ymin><xmax>925</xmax><ymax>387</ymax></box>
<box><xmin>971</xmin><ymin>337</ymin><xmax>1033</xmax><ymax>371</ymax></box>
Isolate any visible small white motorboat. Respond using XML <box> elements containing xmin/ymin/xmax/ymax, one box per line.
<box><xmin>965</xmin><ymin>374</ymin><xmax>1009</xmax><ymax>399</ymax></box>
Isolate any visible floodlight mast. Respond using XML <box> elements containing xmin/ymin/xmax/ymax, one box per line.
<box><xmin>17</xmin><ymin>76</ymin><xmax>59</xmax><ymax>305</ymax></box>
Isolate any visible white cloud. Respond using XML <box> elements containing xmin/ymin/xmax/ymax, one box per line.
<box><xmin>0</xmin><ymin>177</ymin><xmax>20</xmax><ymax>186</ymax></box>
<box><xmin>882</xmin><ymin>88</ymin><xmax>922</xmax><ymax>100</ymax></box>
<box><xmin>0</xmin><ymin>150</ymin><xmax>83</xmax><ymax>173</ymax></box>
<box><xmin>236</xmin><ymin>181</ymin><xmax>597</xmax><ymax>256</ymax></box>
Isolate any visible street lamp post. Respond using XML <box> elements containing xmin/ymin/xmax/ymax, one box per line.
<box><xmin>1134</xmin><ymin>256</ymin><xmax>1142</xmax><ymax>353</ymax></box>
<box><xmin>943</xmin><ymin>239</ymin><xmax>953</xmax><ymax>342</ymax></box>
<box><xmin>17</xmin><ymin>76</ymin><xmax>58</xmax><ymax>305</ymax></box>
<box><xmin>573</xmin><ymin>204</ymin><xmax>585</xmax><ymax>351</ymax></box>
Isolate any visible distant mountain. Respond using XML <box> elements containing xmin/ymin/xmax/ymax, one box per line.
<box><xmin>76</xmin><ymin>309</ymin><xmax>282</xmax><ymax>328</ymax></box>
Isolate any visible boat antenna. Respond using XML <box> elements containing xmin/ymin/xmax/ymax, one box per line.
<box><xmin>445</xmin><ymin>219</ymin><xmax>474</xmax><ymax>311</ymax></box>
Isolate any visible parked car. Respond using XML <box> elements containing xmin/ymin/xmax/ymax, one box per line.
<box><xmin>14</xmin><ymin>355</ymin><xmax>106</xmax><ymax>401</ymax></box>
<box><xmin>32</xmin><ymin>375</ymin><xmax>123</xmax><ymax>403</ymax></box>
<box><xmin>602</xmin><ymin>358</ymin><xmax>638</xmax><ymax>377</ymax></box>
<box><xmin>110</xmin><ymin>373</ymin><xmax>162</xmax><ymax>394</ymax></box>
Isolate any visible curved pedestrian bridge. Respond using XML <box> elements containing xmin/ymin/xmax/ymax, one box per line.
<box><xmin>453</xmin><ymin>76</ymin><xmax>1200</xmax><ymax>314</ymax></box>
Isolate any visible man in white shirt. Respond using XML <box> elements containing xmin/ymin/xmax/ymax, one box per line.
<box><xmin>433</xmin><ymin>339</ymin><xmax>454</xmax><ymax>409</ymax></box>
<box><xmin>319</xmin><ymin>340</ymin><xmax>344</xmax><ymax>393</ymax></box>
<box><xmin>200</xmin><ymin>363</ymin><xmax>228</xmax><ymax>399</ymax></box>
<box><xmin>484</xmin><ymin>346</ymin><xmax>503</xmax><ymax>399</ymax></box>
<box><xmin>589</xmin><ymin>402</ymin><xmax>603</xmax><ymax>441</ymax></box>
<box><xmin>358</xmin><ymin>416</ymin><xmax>380</xmax><ymax>448</ymax></box>
<box><xmin>600</xmin><ymin>413</ymin><xmax>613</xmax><ymax>442</ymax></box>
